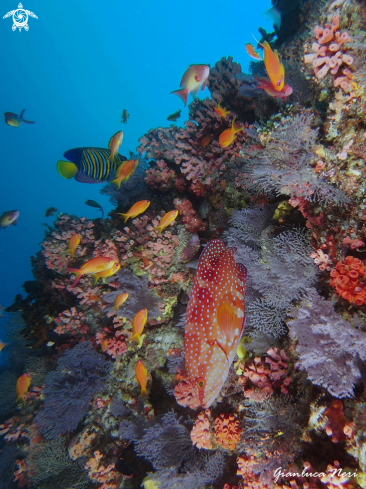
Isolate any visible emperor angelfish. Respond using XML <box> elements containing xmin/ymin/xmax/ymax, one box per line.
<box><xmin>57</xmin><ymin>147</ymin><xmax>125</xmax><ymax>184</ymax></box>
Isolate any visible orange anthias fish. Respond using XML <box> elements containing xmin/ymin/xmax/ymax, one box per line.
<box><xmin>171</xmin><ymin>64</ymin><xmax>210</xmax><ymax>107</ymax></box>
<box><xmin>255</xmin><ymin>76</ymin><xmax>293</xmax><ymax>101</ymax></box>
<box><xmin>16</xmin><ymin>373</ymin><xmax>32</xmax><ymax>403</ymax></box>
<box><xmin>214</xmin><ymin>103</ymin><xmax>230</xmax><ymax>118</ymax></box>
<box><xmin>201</xmin><ymin>135</ymin><xmax>212</xmax><ymax>147</ymax></box>
<box><xmin>67</xmin><ymin>233</ymin><xmax>81</xmax><ymax>258</ymax></box>
<box><xmin>260</xmin><ymin>40</ymin><xmax>285</xmax><ymax>91</ymax></box>
<box><xmin>110</xmin><ymin>159</ymin><xmax>138</xmax><ymax>189</ymax></box>
<box><xmin>109</xmin><ymin>130</ymin><xmax>123</xmax><ymax>160</ymax></box>
<box><xmin>219</xmin><ymin>118</ymin><xmax>244</xmax><ymax>148</ymax></box>
<box><xmin>0</xmin><ymin>340</ymin><xmax>8</xmax><ymax>352</ymax></box>
<box><xmin>129</xmin><ymin>308</ymin><xmax>148</xmax><ymax>345</ymax></box>
<box><xmin>91</xmin><ymin>262</ymin><xmax>121</xmax><ymax>285</ymax></box>
<box><xmin>67</xmin><ymin>256</ymin><xmax>116</xmax><ymax>287</ymax></box>
<box><xmin>113</xmin><ymin>292</ymin><xmax>129</xmax><ymax>311</ymax></box>
<box><xmin>245</xmin><ymin>43</ymin><xmax>263</xmax><ymax>60</ymax></box>
<box><xmin>153</xmin><ymin>210</ymin><xmax>178</xmax><ymax>234</ymax></box>
<box><xmin>135</xmin><ymin>359</ymin><xmax>148</xmax><ymax>396</ymax></box>
<box><xmin>184</xmin><ymin>239</ymin><xmax>247</xmax><ymax>408</ymax></box>
<box><xmin>118</xmin><ymin>200</ymin><xmax>150</xmax><ymax>222</ymax></box>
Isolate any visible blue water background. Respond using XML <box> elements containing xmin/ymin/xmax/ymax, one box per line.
<box><xmin>0</xmin><ymin>0</ymin><xmax>272</xmax><ymax>311</ymax></box>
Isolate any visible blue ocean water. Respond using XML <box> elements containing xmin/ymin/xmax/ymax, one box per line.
<box><xmin>0</xmin><ymin>0</ymin><xmax>271</xmax><ymax>309</ymax></box>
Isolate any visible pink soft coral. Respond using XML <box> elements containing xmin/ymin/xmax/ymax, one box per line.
<box><xmin>304</xmin><ymin>15</ymin><xmax>354</xmax><ymax>92</ymax></box>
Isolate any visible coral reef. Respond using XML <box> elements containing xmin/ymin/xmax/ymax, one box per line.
<box><xmin>5</xmin><ymin>2</ymin><xmax>366</xmax><ymax>487</ymax></box>
<box><xmin>225</xmin><ymin>207</ymin><xmax>318</xmax><ymax>338</ymax></box>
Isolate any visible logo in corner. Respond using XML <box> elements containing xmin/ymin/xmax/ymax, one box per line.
<box><xmin>3</xmin><ymin>3</ymin><xmax>38</xmax><ymax>31</ymax></box>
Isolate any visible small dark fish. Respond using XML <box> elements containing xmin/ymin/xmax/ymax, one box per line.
<box><xmin>4</xmin><ymin>110</ymin><xmax>35</xmax><ymax>127</ymax></box>
<box><xmin>258</xmin><ymin>27</ymin><xmax>277</xmax><ymax>46</ymax></box>
<box><xmin>121</xmin><ymin>109</ymin><xmax>130</xmax><ymax>124</ymax></box>
<box><xmin>85</xmin><ymin>200</ymin><xmax>104</xmax><ymax>218</ymax></box>
<box><xmin>263</xmin><ymin>0</ymin><xmax>300</xmax><ymax>29</ymax></box>
<box><xmin>167</xmin><ymin>109</ymin><xmax>182</xmax><ymax>122</ymax></box>
<box><xmin>45</xmin><ymin>207</ymin><xmax>58</xmax><ymax>217</ymax></box>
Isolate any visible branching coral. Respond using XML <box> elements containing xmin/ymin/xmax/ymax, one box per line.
<box><xmin>145</xmin><ymin>159</ymin><xmax>176</xmax><ymax>191</ymax></box>
<box><xmin>111</xmin><ymin>214</ymin><xmax>188</xmax><ymax>295</ymax></box>
<box><xmin>54</xmin><ymin>307</ymin><xmax>90</xmax><ymax>336</ymax></box>
<box><xmin>41</xmin><ymin>215</ymin><xmax>95</xmax><ymax>271</ymax></box>
<box><xmin>137</xmin><ymin>96</ymin><xmax>250</xmax><ymax>196</ymax></box>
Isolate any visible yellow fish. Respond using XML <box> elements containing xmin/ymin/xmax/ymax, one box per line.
<box><xmin>219</xmin><ymin>118</ymin><xmax>243</xmax><ymax>148</ymax></box>
<box><xmin>260</xmin><ymin>40</ymin><xmax>285</xmax><ymax>91</ymax></box>
<box><xmin>109</xmin><ymin>131</ymin><xmax>123</xmax><ymax>160</ymax></box>
<box><xmin>67</xmin><ymin>256</ymin><xmax>116</xmax><ymax>287</ymax></box>
<box><xmin>153</xmin><ymin>210</ymin><xmax>178</xmax><ymax>234</ymax></box>
<box><xmin>16</xmin><ymin>373</ymin><xmax>32</xmax><ymax>403</ymax></box>
<box><xmin>245</xmin><ymin>43</ymin><xmax>262</xmax><ymax>60</ymax></box>
<box><xmin>113</xmin><ymin>292</ymin><xmax>128</xmax><ymax>311</ymax></box>
<box><xmin>0</xmin><ymin>340</ymin><xmax>8</xmax><ymax>352</ymax></box>
<box><xmin>135</xmin><ymin>359</ymin><xmax>148</xmax><ymax>396</ymax></box>
<box><xmin>110</xmin><ymin>159</ymin><xmax>138</xmax><ymax>189</ymax></box>
<box><xmin>214</xmin><ymin>103</ymin><xmax>230</xmax><ymax>118</ymax></box>
<box><xmin>118</xmin><ymin>200</ymin><xmax>150</xmax><ymax>222</ymax></box>
<box><xmin>129</xmin><ymin>308</ymin><xmax>148</xmax><ymax>346</ymax></box>
<box><xmin>91</xmin><ymin>262</ymin><xmax>121</xmax><ymax>285</ymax></box>
<box><xmin>67</xmin><ymin>233</ymin><xmax>81</xmax><ymax>258</ymax></box>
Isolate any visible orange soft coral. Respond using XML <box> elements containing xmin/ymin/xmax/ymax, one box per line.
<box><xmin>330</xmin><ymin>256</ymin><xmax>366</xmax><ymax>305</ymax></box>
<box><xmin>214</xmin><ymin>413</ymin><xmax>241</xmax><ymax>450</ymax></box>
<box><xmin>190</xmin><ymin>409</ymin><xmax>212</xmax><ymax>449</ymax></box>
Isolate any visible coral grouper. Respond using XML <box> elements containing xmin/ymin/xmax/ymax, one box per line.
<box><xmin>184</xmin><ymin>239</ymin><xmax>247</xmax><ymax>408</ymax></box>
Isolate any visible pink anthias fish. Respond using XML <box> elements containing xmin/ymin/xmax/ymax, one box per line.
<box><xmin>184</xmin><ymin>239</ymin><xmax>247</xmax><ymax>408</ymax></box>
<box><xmin>171</xmin><ymin>64</ymin><xmax>210</xmax><ymax>107</ymax></box>
<box><xmin>0</xmin><ymin>210</ymin><xmax>19</xmax><ymax>229</ymax></box>
<box><xmin>255</xmin><ymin>76</ymin><xmax>293</xmax><ymax>101</ymax></box>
